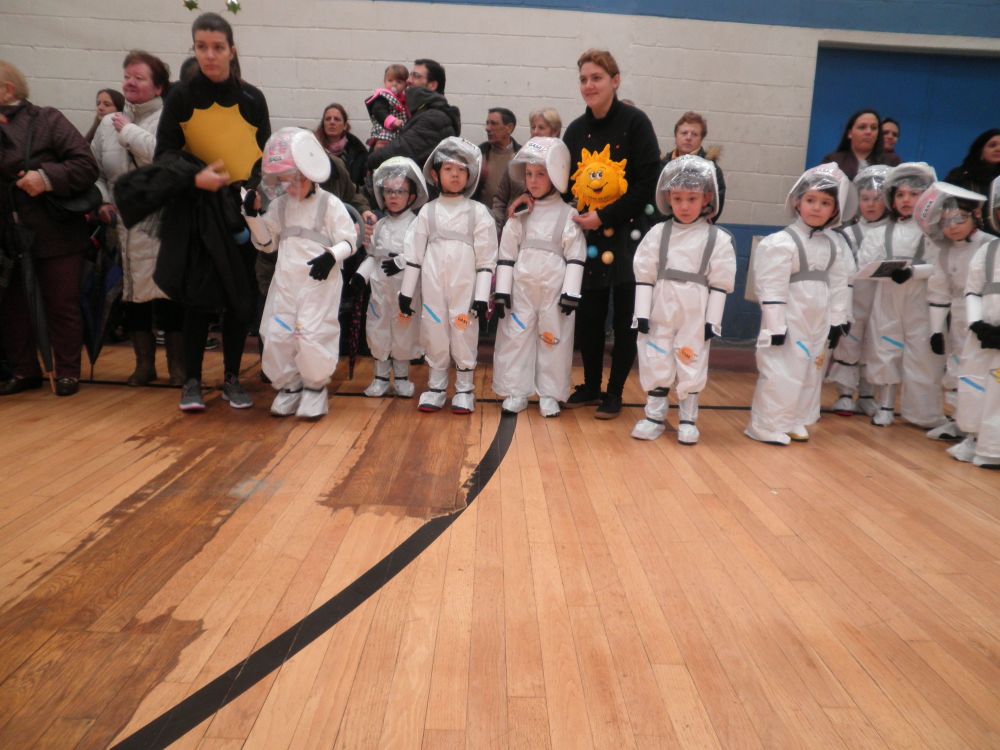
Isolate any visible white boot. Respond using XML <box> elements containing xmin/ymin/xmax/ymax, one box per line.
<box><xmin>947</xmin><ymin>435</ymin><xmax>977</xmax><ymax>463</ymax></box>
<box><xmin>418</xmin><ymin>367</ymin><xmax>448</xmax><ymax>412</ymax></box>
<box><xmin>502</xmin><ymin>395</ymin><xmax>528</xmax><ymax>414</ymax></box>
<box><xmin>744</xmin><ymin>422</ymin><xmax>791</xmax><ymax>446</ymax></box>
<box><xmin>857</xmin><ymin>378</ymin><xmax>877</xmax><ymax>416</ymax></box>
<box><xmin>631</xmin><ymin>390</ymin><xmax>668</xmax><ymax>441</ymax></box>
<box><xmin>364</xmin><ymin>359</ymin><xmax>393</xmax><ymax>398</ymax></box>
<box><xmin>973</xmin><ymin>453</ymin><xmax>1000</xmax><ymax>469</ymax></box>
<box><xmin>452</xmin><ymin>368</ymin><xmax>475</xmax><ymax>414</ymax></box>
<box><xmin>296</xmin><ymin>386</ymin><xmax>329</xmax><ymax>420</ymax></box>
<box><xmin>392</xmin><ymin>358</ymin><xmax>415</xmax><ymax>398</ymax></box>
<box><xmin>677</xmin><ymin>394</ymin><xmax>700</xmax><ymax>445</ymax></box>
<box><xmin>787</xmin><ymin>425</ymin><xmax>810</xmax><ymax>442</ymax></box>
<box><xmin>871</xmin><ymin>385</ymin><xmax>896</xmax><ymax>427</ymax></box>
<box><xmin>538</xmin><ymin>396</ymin><xmax>560</xmax><ymax>418</ymax></box>
<box><xmin>926</xmin><ymin>419</ymin><xmax>962</xmax><ymax>441</ymax></box>
<box><xmin>270</xmin><ymin>384</ymin><xmax>303</xmax><ymax>417</ymax></box>
<box><xmin>832</xmin><ymin>394</ymin><xmax>856</xmax><ymax>416</ymax></box>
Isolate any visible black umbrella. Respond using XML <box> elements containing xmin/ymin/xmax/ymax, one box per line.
<box><xmin>7</xmin><ymin>212</ymin><xmax>55</xmax><ymax>392</ymax></box>
<box><xmin>80</xmin><ymin>221</ymin><xmax>123</xmax><ymax>377</ymax></box>
<box><xmin>342</xmin><ymin>204</ymin><xmax>367</xmax><ymax>380</ymax></box>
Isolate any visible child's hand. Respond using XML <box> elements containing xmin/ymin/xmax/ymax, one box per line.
<box><xmin>492</xmin><ymin>293</ymin><xmax>511</xmax><ymax>318</ymax></box>
<box><xmin>572</xmin><ymin>211</ymin><xmax>602</xmax><ymax>232</ymax></box>
<box><xmin>307</xmin><ymin>251</ymin><xmax>336</xmax><ymax>280</ymax></box>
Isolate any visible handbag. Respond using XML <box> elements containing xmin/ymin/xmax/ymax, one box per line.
<box><xmin>23</xmin><ymin>109</ymin><xmax>102</xmax><ymax>221</ymax></box>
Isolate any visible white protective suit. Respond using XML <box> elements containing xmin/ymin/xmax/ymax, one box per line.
<box><xmin>91</xmin><ymin>97</ymin><xmax>165</xmax><ymax>302</ymax></box>
<box><xmin>957</xmin><ymin>237</ymin><xmax>1000</xmax><ymax>465</ymax></box>
<box><xmin>491</xmin><ymin>193</ymin><xmax>586</xmax><ymax>403</ymax></box>
<box><xmin>400</xmin><ymin>138</ymin><xmax>498</xmax><ymax>411</ymax></box>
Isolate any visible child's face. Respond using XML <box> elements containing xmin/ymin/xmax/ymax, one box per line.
<box><xmin>524</xmin><ymin>163</ymin><xmax>553</xmax><ymax>199</ymax></box>
<box><xmin>384</xmin><ymin>76</ymin><xmax>406</xmax><ymax>96</ymax></box>
<box><xmin>668</xmin><ymin>189</ymin><xmax>711</xmax><ymax>224</ymax></box>
<box><xmin>382</xmin><ymin>177</ymin><xmax>414</xmax><ymax>213</ymax></box>
<box><xmin>859</xmin><ymin>189</ymin><xmax>887</xmax><ymax>222</ymax></box>
<box><xmin>437</xmin><ymin>161</ymin><xmax>469</xmax><ymax>194</ymax></box>
<box><xmin>941</xmin><ymin>208</ymin><xmax>975</xmax><ymax>242</ymax></box>
<box><xmin>797</xmin><ymin>190</ymin><xmax>837</xmax><ymax>228</ymax></box>
<box><xmin>893</xmin><ymin>185</ymin><xmax>924</xmax><ymax>218</ymax></box>
<box><xmin>279</xmin><ymin>173</ymin><xmax>312</xmax><ymax>201</ymax></box>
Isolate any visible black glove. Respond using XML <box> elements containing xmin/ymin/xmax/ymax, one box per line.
<box><xmin>381</xmin><ymin>257</ymin><xmax>403</xmax><ymax>276</ymax></box>
<box><xmin>242</xmin><ymin>188</ymin><xmax>260</xmax><ymax>217</ymax></box>
<box><xmin>307</xmin><ymin>251</ymin><xmax>335</xmax><ymax>280</ymax></box>
<box><xmin>558</xmin><ymin>293</ymin><xmax>579</xmax><ymax>315</ymax></box>
<box><xmin>471</xmin><ymin>300</ymin><xmax>489</xmax><ymax>319</ymax></box>
<box><xmin>492</xmin><ymin>293</ymin><xmax>510</xmax><ymax>319</ymax></box>
<box><xmin>890</xmin><ymin>267</ymin><xmax>913</xmax><ymax>284</ymax></box>
<box><xmin>984</xmin><ymin>334</ymin><xmax>1000</xmax><ymax>351</ymax></box>
<box><xmin>636</xmin><ymin>318</ymin><xmax>650</xmax><ymax>334</ymax></box>
<box><xmin>929</xmin><ymin>332</ymin><xmax>945</xmax><ymax>356</ymax></box>
<box><xmin>970</xmin><ymin>320</ymin><xmax>1000</xmax><ymax>348</ymax></box>
<box><xmin>828</xmin><ymin>324</ymin><xmax>846</xmax><ymax>349</ymax></box>
<box><xmin>771</xmin><ymin>333</ymin><xmax>787</xmax><ymax>346</ymax></box>
<box><xmin>704</xmin><ymin>323</ymin><xmax>716</xmax><ymax>341</ymax></box>
<box><xmin>348</xmin><ymin>273</ymin><xmax>368</xmax><ymax>296</ymax></box>
<box><xmin>399</xmin><ymin>294</ymin><xmax>414</xmax><ymax>317</ymax></box>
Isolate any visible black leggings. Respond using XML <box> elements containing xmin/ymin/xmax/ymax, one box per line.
<box><xmin>574</xmin><ymin>283</ymin><xmax>638</xmax><ymax>397</ymax></box>
<box><xmin>123</xmin><ymin>299</ymin><xmax>183</xmax><ymax>333</ymax></box>
<box><xmin>183</xmin><ymin>308</ymin><xmax>249</xmax><ymax>381</ymax></box>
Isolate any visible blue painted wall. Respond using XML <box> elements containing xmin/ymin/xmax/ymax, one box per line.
<box><xmin>390</xmin><ymin>0</ymin><xmax>1000</xmax><ymax>39</ymax></box>
<box><xmin>806</xmin><ymin>47</ymin><xmax>1000</xmax><ymax>179</ymax></box>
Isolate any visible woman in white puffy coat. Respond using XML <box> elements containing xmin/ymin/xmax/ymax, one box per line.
<box><xmin>91</xmin><ymin>51</ymin><xmax>182</xmax><ymax>384</ymax></box>
<box><xmin>491</xmin><ymin>138</ymin><xmax>586</xmax><ymax>418</ymax></box>
<box><xmin>746</xmin><ymin>163</ymin><xmax>855</xmax><ymax>446</ymax></box>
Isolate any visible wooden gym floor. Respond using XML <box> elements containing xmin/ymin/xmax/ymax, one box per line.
<box><xmin>1</xmin><ymin>341</ymin><xmax>999</xmax><ymax>749</ymax></box>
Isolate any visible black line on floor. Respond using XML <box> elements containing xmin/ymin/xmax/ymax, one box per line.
<box><xmin>111</xmin><ymin>411</ymin><xmax>518</xmax><ymax>750</ymax></box>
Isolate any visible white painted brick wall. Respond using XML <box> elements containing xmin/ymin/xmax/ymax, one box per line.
<box><xmin>2</xmin><ymin>0</ymin><xmax>997</xmax><ymax>224</ymax></box>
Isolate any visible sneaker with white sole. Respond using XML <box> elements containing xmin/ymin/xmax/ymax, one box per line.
<box><xmin>787</xmin><ymin>425</ymin><xmax>810</xmax><ymax>442</ymax></box>
<box><xmin>179</xmin><ymin>378</ymin><xmax>205</xmax><ymax>412</ymax></box>
<box><xmin>221</xmin><ymin>375</ymin><xmax>252</xmax><ymax>409</ymax></box>
<box><xmin>926</xmin><ymin>419</ymin><xmax>962</xmax><ymax>441</ymax></box>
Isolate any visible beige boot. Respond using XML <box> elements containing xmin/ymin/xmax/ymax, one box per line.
<box><xmin>127</xmin><ymin>331</ymin><xmax>157</xmax><ymax>386</ymax></box>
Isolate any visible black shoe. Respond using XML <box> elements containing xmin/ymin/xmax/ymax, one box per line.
<box><xmin>0</xmin><ymin>375</ymin><xmax>43</xmax><ymax>396</ymax></box>
<box><xmin>55</xmin><ymin>377</ymin><xmax>79</xmax><ymax>397</ymax></box>
<box><xmin>563</xmin><ymin>384</ymin><xmax>601</xmax><ymax>409</ymax></box>
<box><xmin>595</xmin><ymin>392</ymin><xmax>623</xmax><ymax>420</ymax></box>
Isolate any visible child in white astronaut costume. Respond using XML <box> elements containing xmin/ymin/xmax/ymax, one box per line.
<box><xmin>631</xmin><ymin>155</ymin><xmax>736</xmax><ymax>444</ymax></box>
<box><xmin>353</xmin><ymin>157</ymin><xmax>428</xmax><ymax>398</ymax></box>
<box><xmin>827</xmin><ymin>165</ymin><xmax>891</xmax><ymax>417</ymax></box>
<box><xmin>243</xmin><ymin>128</ymin><xmax>358</xmax><ymax>419</ymax></box>
<box><xmin>745</xmin><ymin>163</ymin><xmax>855</xmax><ymax>446</ymax></box>
<box><xmin>858</xmin><ymin>162</ymin><xmax>948</xmax><ymax>430</ymax></box>
<box><xmin>491</xmin><ymin>137</ymin><xmax>586</xmax><ymax>418</ymax></box>
<box><xmin>951</xmin><ymin>176</ymin><xmax>1000</xmax><ymax>468</ymax></box>
<box><xmin>398</xmin><ymin>137</ymin><xmax>498</xmax><ymax>413</ymax></box>
<box><xmin>919</xmin><ymin>182</ymin><xmax>992</xmax><ymax>444</ymax></box>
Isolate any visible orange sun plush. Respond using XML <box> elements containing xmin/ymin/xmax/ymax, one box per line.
<box><xmin>570</xmin><ymin>144</ymin><xmax>628</xmax><ymax>212</ymax></box>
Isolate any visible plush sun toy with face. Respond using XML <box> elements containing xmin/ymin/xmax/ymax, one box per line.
<box><xmin>570</xmin><ymin>144</ymin><xmax>628</xmax><ymax>212</ymax></box>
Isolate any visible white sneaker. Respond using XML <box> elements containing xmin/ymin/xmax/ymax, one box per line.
<box><xmin>871</xmin><ymin>408</ymin><xmax>895</xmax><ymax>427</ymax></box>
<box><xmin>926</xmin><ymin>419</ymin><xmax>962</xmax><ymax>441</ymax></box>
<box><xmin>947</xmin><ymin>435</ymin><xmax>977</xmax><ymax>463</ymax></box>
<box><xmin>538</xmin><ymin>396</ymin><xmax>560</xmax><ymax>418</ymax></box>
<box><xmin>631</xmin><ymin>418</ymin><xmax>665</xmax><ymax>441</ymax></box>
<box><xmin>857</xmin><ymin>397</ymin><xmax>878</xmax><ymax>417</ymax></box>
<box><xmin>451</xmin><ymin>390</ymin><xmax>475</xmax><ymax>414</ymax></box>
<box><xmin>364</xmin><ymin>377</ymin><xmax>392</xmax><ymax>398</ymax></box>
<box><xmin>418</xmin><ymin>388</ymin><xmax>447</xmax><ymax>412</ymax></box>
<box><xmin>832</xmin><ymin>396</ymin><xmax>856</xmax><ymax>416</ymax></box>
<box><xmin>972</xmin><ymin>454</ymin><xmax>1000</xmax><ymax>469</ymax></box>
<box><xmin>270</xmin><ymin>386</ymin><xmax>302</xmax><ymax>417</ymax></box>
<box><xmin>501</xmin><ymin>395</ymin><xmax>528</xmax><ymax>414</ymax></box>
<box><xmin>744</xmin><ymin>424</ymin><xmax>791</xmax><ymax>446</ymax></box>
<box><xmin>787</xmin><ymin>425</ymin><xmax>810</xmax><ymax>442</ymax></box>
<box><xmin>677</xmin><ymin>422</ymin><xmax>699</xmax><ymax>445</ymax></box>
<box><xmin>296</xmin><ymin>386</ymin><xmax>329</xmax><ymax>420</ymax></box>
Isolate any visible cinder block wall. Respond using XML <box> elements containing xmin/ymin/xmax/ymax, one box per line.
<box><xmin>1</xmin><ymin>0</ymin><xmax>995</xmax><ymax>224</ymax></box>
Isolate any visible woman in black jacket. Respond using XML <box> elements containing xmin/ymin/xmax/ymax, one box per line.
<box><xmin>561</xmin><ymin>49</ymin><xmax>660</xmax><ymax>418</ymax></box>
<box><xmin>822</xmin><ymin>109</ymin><xmax>900</xmax><ymax>180</ymax></box>
<box><xmin>945</xmin><ymin>128</ymin><xmax>1000</xmax><ymax>197</ymax></box>
<box><xmin>316</xmin><ymin>103</ymin><xmax>367</xmax><ymax>190</ymax></box>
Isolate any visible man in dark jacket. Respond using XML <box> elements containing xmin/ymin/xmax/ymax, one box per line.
<box><xmin>475</xmin><ymin>107</ymin><xmax>520</xmax><ymax>209</ymax></box>
<box><xmin>367</xmin><ymin>59</ymin><xmax>461</xmax><ymax>173</ymax></box>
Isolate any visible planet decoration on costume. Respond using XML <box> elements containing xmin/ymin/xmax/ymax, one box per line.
<box><xmin>397</xmin><ymin>312</ymin><xmax>412</xmax><ymax>326</ymax></box>
<box><xmin>644</xmin><ymin>203</ymin><xmax>655</xmax><ymax>216</ymax></box>
<box><xmin>815</xmin><ymin>354</ymin><xmax>826</xmax><ymax>370</ymax></box>
<box><xmin>453</xmin><ymin>313</ymin><xmax>471</xmax><ymax>331</ymax></box>
<box><xmin>540</xmin><ymin>331</ymin><xmax>560</xmax><ymax>347</ymax></box>
<box><xmin>587</xmin><ymin>245</ymin><xmax>599</xmax><ymax>259</ymax></box>
<box><xmin>991</xmin><ymin>368</ymin><xmax>1000</xmax><ymax>383</ymax></box>
<box><xmin>601</xmin><ymin>251</ymin><xmax>615</xmax><ymax>265</ymax></box>
<box><xmin>630</xmin><ymin>229</ymin><xmax>641</xmax><ymax>240</ymax></box>
<box><xmin>603</xmin><ymin>227</ymin><xmax>615</xmax><ymax>238</ymax></box>
<box><xmin>678</xmin><ymin>346</ymin><xmax>697</xmax><ymax>365</ymax></box>
<box><xmin>570</xmin><ymin>144</ymin><xmax>629</xmax><ymax>212</ymax></box>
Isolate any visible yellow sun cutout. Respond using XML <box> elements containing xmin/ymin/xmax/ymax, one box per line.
<box><xmin>570</xmin><ymin>145</ymin><xmax>628</xmax><ymax>212</ymax></box>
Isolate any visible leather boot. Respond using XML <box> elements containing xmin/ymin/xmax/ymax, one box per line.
<box><xmin>127</xmin><ymin>331</ymin><xmax>157</xmax><ymax>386</ymax></box>
<box><xmin>164</xmin><ymin>332</ymin><xmax>186</xmax><ymax>386</ymax></box>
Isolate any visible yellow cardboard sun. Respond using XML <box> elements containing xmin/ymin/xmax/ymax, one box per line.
<box><xmin>570</xmin><ymin>145</ymin><xmax>628</xmax><ymax>212</ymax></box>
